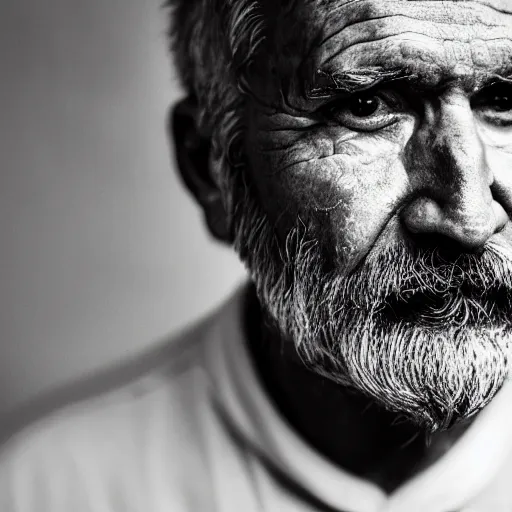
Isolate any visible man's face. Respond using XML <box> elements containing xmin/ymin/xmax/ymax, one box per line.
<box><xmin>226</xmin><ymin>0</ymin><xmax>512</xmax><ymax>430</ymax></box>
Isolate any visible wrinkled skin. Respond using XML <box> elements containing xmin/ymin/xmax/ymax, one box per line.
<box><xmin>237</xmin><ymin>0</ymin><xmax>512</xmax><ymax>491</ymax></box>
<box><xmin>247</xmin><ymin>0</ymin><xmax>512</xmax><ymax>272</ymax></box>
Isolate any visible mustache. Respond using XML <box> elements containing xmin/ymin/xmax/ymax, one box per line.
<box><xmin>300</xmin><ymin>239</ymin><xmax>512</xmax><ymax>328</ymax></box>
<box><xmin>347</xmin><ymin>241</ymin><xmax>512</xmax><ymax>327</ymax></box>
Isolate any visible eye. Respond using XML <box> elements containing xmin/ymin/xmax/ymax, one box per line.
<box><xmin>349</xmin><ymin>96</ymin><xmax>381</xmax><ymax>117</ymax></box>
<box><xmin>473</xmin><ymin>83</ymin><xmax>512</xmax><ymax>127</ymax></box>
<box><xmin>323</xmin><ymin>91</ymin><xmax>402</xmax><ymax>132</ymax></box>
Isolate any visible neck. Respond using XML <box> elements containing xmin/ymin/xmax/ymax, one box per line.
<box><xmin>243</xmin><ymin>285</ymin><xmax>473</xmax><ymax>493</ymax></box>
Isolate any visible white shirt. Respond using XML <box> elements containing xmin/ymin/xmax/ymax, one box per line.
<box><xmin>2</xmin><ymin>284</ymin><xmax>512</xmax><ymax>512</ymax></box>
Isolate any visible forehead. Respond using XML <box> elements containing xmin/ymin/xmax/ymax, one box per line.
<box><xmin>282</xmin><ymin>0</ymin><xmax>512</xmax><ymax>35</ymax></box>
<box><xmin>266</xmin><ymin>0</ymin><xmax>512</xmax><ymax>103</ymax></box>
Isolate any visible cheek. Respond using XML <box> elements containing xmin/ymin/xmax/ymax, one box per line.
<box><xmin>250</xmin><ymin>125</ymin><xmax>413</xmax><ymax>271</ymax></box>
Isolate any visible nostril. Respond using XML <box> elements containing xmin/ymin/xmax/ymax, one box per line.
<box><xmin>401</xmin><ymin>193</ymin><xmax>501</xmax><ymax>253</ymax></box>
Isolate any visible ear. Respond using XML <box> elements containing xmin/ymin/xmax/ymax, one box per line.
<box><xmin>169</xmin><ymin>96</ymin><xmax>231</xmax><ymax>243</ymax></box>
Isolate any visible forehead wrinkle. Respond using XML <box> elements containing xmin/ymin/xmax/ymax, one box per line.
<box><xmin>447</xmin><ymin>0</ymin><xmax>512</xmax><ymax>15</ymax></box>
<box><xmin>307</xmin><ymin>0</ymin><xmax>512</xmax><ymax>14</ymax></box>
<box><xmin>315</xmin><ymin>19</ymin><xmax>510</xmax><ymax>69</ymax></box>
<box><xmin>319</xmin><ymin>35</ymin><xmax>511</xmax><ymax>69</ymax></box>
<box><xmin>315</xmin><ymin>13</ymin><xmax>507</xmax><ymax>58</ymax></box>
<box><xmin>304</xmin><ymin>1</ymin><xmax>512</xmax><ymax>54</ymax></box>
<box><xmin>293</xmin><ymin>0</ymin><xmax>512</xmax><ymax>60</ymax></box>
<box><xmin>303</xmin><ymin>3</ymin><xmax>512</xmax><ymax>92</ymax></box>
<box><xmin>267</xmin><ymin>0</ymin><xmax>512</xmax><ymax>111</ymax></box>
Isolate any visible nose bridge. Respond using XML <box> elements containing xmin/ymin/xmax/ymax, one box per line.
<box><xmin>403</xmin><ymin>93</ymin><xmax>505</xmax><ymax>250</ymax></box>
<box><xmin>432</xmin><ymin>97</ymin><xmax>490</xmax><ymax>206</ymax></box>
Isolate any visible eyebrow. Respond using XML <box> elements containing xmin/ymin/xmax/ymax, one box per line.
<box><xmin>306</xmin><ymin>67</ymin><xmax>512</xmax><ymax>100</ymax></box>
<box><xmin>306</xmin><ymin>68</ymin><xmax>416</xmax><ymax>99</ymax></box>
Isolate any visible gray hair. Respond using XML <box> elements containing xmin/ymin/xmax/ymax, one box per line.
<box><xmin>167</xmin><ymin>0</ymin><xmax>266</xmax><ymax>220</ymax></box>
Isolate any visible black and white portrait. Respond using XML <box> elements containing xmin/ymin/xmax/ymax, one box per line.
<box><xmin>2</xmin><ymin>1</ymin><xmax>512</xmax><ymax>511</ymax></box>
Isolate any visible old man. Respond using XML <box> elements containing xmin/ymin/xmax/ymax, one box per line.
<box><xmin>2</xmin><ymin>0</ymin><xmax>512</xmax><ymax>511</ymax></box>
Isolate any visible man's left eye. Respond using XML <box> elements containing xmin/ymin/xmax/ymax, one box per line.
<box><xmin>473</xmin><ymin>83</ymin><xmax>512</xmax><ymax>126</ymax></box>
<box><xmin>324</xmin><ymin>92</ymin><xmax>400</xmax><ymax>132</ymax></box>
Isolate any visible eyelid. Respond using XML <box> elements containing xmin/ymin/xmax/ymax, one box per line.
<box><xmin>327</xmin><ymin>100</ymin><xmax>399</xmax><ymax>132</ymax></box>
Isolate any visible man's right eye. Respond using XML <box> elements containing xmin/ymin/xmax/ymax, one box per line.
<box><xmin>473</xmin><ymin>83</ymin><xmax>512</xmax><ymax>127</ymax></box>
<box><xmin>322</xmin><ymin>91</ymin><xmax>403</xmax><ymax>133</ymax></box>
<box><xmin>348</xmin><ymin>95</ymin><xmax>381</xmax><ymax>118</ymax></box>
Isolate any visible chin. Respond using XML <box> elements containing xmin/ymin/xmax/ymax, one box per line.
<box><xmin>298</xmin><ymin>317</ymin><xmax>512</xmax><ymax>432</ymax></box>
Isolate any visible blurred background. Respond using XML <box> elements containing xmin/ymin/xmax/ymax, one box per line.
<box><xmin>0</xmin><ymin>0</ymin><xmax>245</xmax><ymax>416</ymax></box>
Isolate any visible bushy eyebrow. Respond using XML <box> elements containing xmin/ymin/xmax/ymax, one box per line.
<box><xmin>306</xmin><ymin>67</ymin><xmax>512</xmax><ymax>100</ymax></box>
<box><xmin>307</xmin><ymin>68</ymin><xmax>416</xmax><ymax>99</ymax></box>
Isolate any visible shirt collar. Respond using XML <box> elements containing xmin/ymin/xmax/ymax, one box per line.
<box><xmin>207</xmin><ymin>284</ymin><xmax>512</xmax><ymax>512</ymax></box>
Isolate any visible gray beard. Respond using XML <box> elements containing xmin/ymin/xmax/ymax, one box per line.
<box><xmin>230</xmin><ymin>177</ymin><xmax>512</xmax><ymax>432</ymax></box>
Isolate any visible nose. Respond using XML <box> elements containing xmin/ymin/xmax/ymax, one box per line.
<box><xmin>402</xmin><ymin>93</ymin><xmax>508</xmax><ymax>252</ymax></box>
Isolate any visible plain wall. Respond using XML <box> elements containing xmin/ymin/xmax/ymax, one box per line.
<box><xmin>0</xmin><ymin>1</ymin><xmax>245</xmax><ymax>415</ymax></box>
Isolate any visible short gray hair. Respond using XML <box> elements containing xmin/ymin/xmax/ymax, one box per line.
<box><xmin>166</xmin><ymin>0</ymin><xmax>266</xmax><ymax>222</ymax></box>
